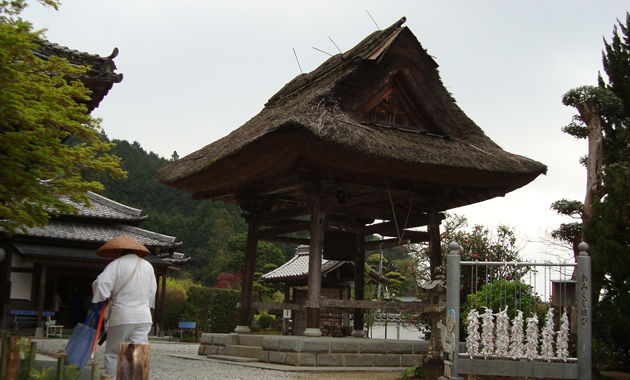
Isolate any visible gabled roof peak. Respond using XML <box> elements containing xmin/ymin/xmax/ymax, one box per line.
<box><xmin>266</xmin><ymin>16</ymin><xmax>412</xmax><ymax>107</ymax></box>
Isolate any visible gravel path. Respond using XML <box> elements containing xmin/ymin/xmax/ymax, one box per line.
<box><xmin>33</xmin><ymin>339</ymin><xmax>401</xmax><ymax>380</ymax></box>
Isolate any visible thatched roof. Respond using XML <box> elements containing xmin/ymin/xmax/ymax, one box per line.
<box><xmin>158</xmin><ymin>17</ymin><xmax>546</xmax><ymax>212</ymax></box>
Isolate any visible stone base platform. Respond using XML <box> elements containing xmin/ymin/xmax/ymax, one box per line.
<box><xmin>198</xmin><ymin>333</ymin><xmax>429</xmax><ymax>367</ymax></box>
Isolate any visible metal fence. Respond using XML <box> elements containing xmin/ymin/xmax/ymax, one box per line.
<box><xmin>445</xmin><ymin>242</ymin><xmax>591</xmax><ymax>380</ymax></box>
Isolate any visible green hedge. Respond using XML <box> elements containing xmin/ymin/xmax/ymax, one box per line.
<box><xmin>155</xmin><ymin>287</ymin><xmax>187</xmax><ymax>332</ymax></box>
<box><xmin>184</xmin><ymin>285</ymin><xmax>240</xmax><ymax>333</ymax></box>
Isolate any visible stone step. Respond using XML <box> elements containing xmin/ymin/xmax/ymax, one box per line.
<box><xmin>225</xmin><ymin>344</ymin><xmax>263</xmax><ymax>359</ymax></box>
<box><xmin>206</xmin><ymin>354</ymin><xmax>260</xmax><ymax>363</ymax></box>
<box><xmin>237</xmin><ymin>334</ymin><xmax>265</xmax><ymax>347</ymax></box>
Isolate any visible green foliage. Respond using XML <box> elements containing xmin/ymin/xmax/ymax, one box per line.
<box><xmin>184</xmin><ymin>285</ymin><xmax>240</xmax><ymax>333</ymax></box>
<box><xmin>165</xmin><ymin>276</ymin><xmax>197</xmax><ymax>296</ymax></box>
<box><xmin>156</xmin><ymin>287</ymin><xmax>187</xmax><ymax>332</ymax></box>
<box><xmin>0</xmin><ymin>0</ymin><xmax>126</xmax><ymax>234</ymax></box>
<box><xmin>88</xmin><ymin>139</ymin><xmax>249</xmax><ymax>287</ymax></box>
<box><xmin>385</xmin><ymin>271</ymin><xmax>406</xmax><ymax>295</ymax></box>
<box><xmin>219</xmin><ymin>233</ymin><xmax>285</xmax><ymax>275</ymax></box>
<box><xmin>402</xmin><ymin>364</ymin><xmax>425</xmax><ymax>379</ymax></box>
<box><xmin>367</xmin><ymin>253</ymin><xmax>387</xmax><ymax>269</ymax></box>
<box><xmin>256</xmin><ymin>313</ymin><xmax>275</xmax><ymax>330</ymax></box>
<box><xmin>409</xmin><ymin>214</ymin><xmax>526</xmax><ymax>304</ymax></box>
<box><xmin>461</xmin><ymin>280</ymin><xmax>543</xmax><ymax>323</ymax></box>
<box><xmin>550</xmin><ymin>199</ymin><xmax>583</xmax><ymax>254</ymax></box>
<box><xmin>557</xmin><ymin>12</ymin><xmax>630</xmax><ymax>370</ymax></box>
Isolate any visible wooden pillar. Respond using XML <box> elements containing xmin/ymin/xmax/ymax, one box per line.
<box><xmin>235</xmin><ymin>221</ymin><xmax>259</xmax><ymax>333</ymax></box>
<box><xmin>36</xmin><ymin>263</ymin><xmax>47</xmax><ymax>337</ymax></box>
<box><xmin>0</xmin><ymin>245</ymin><xmax>12</xmax><ymax>330</ymax></box>
<box><xmin>305</xmin><ymin>199</ymin><xmax>324</xmax><ymax>337</ymax></box>
<box><xmin>282</xmin><ymin>283</ymin><xmax>290</xmax><ymax>335</ymax></box>
<box><xmin>159</xmin><ymin>272</ymin><xmax>167</xmax><ymax>337</ymax></box>
<box><xmin>428</xmin><ymin>212</ymin><xmax>442</xmax><ymax>280</ymax></box>
<box><xmin>352</xmin><ymin>235</ymin><xmax>366</xmax><ymax>337</ymax></box>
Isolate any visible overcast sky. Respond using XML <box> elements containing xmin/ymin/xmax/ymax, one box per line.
<box><xmin>23</xmin><ymin>1</ymin><xmax>629</xmax><ymax>261</ymax></box>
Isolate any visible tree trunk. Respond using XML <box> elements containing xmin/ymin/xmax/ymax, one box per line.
<box><xmin>576</xmin><ymin>100</ymin><xmax>603</xmax><ymax>230</ymax></box>
<box><xmin>574</xmin><ymin>100</ymin><xmax>604</xmax><ymax>308</ymax></box>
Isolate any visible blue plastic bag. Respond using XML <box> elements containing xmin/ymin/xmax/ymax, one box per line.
<box><xmin>65</xmin><ymin>303</ymin><xmax>103</xmax><ymax>368</ymax></box>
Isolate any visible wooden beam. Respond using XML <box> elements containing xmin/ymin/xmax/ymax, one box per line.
<box><xmin>363</xmin><ymin>219</ymin><xmax>433</xmax><ymax>235</ymax></box>
<box><xmin>326</xmin><ymin>203</ymin><xmax>442</xmax><ymax>226</ymax></box>
<box><xmin>323</xmin><ymin>220</ymin><xmax>366</xmax><ymax>235</ymax></box>
<box><xmin>240</xmin><ymin>302</ymin><xmax>305</xmax><ymax>311</ymax></box>
<box><xmin>248</xmin><ymin>206</ymin><xmax>310</xmax><ymax>225</ymax></box>
<box><xmin>321</xmin><ymin>298</ymin><xmax>424</xmax><ymax>311</ymax></box>
<box><xmin>257</xmin><ymin>220</ymin><xmax>311</xmax><ymax>238</ymax></box>
<box><xmin>362</xmin><ymin>238</ymin><xmax>413</xmax><ymax>251</ymax></box>
<box><xmin>258</xmin><ymin>236</ymin><xmax>310</xmax><ymax>245</ymax></box>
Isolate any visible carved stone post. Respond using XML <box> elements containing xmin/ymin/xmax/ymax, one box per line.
<box><xmin>446</xmin><ymin>242</ymin><xmax>462</xmax><ymax>379</ymax></box>
<box><xmin>577</xmin><ymin>242</ymin><xmax>592</xmax><ymax>380</ymax></box>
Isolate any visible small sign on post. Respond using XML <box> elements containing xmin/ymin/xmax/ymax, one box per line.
<box><xmin>283</xmin><ymin>309</ymin><xmax>291</xmax><ymax>319</ymax></box>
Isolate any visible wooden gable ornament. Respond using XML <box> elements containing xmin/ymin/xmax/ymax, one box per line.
<box><xmin>358</xmin><ymin>79</ymin><xmax>432</xmax><ymax>133</ymax></box>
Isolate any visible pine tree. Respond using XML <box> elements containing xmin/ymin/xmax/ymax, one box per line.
<box><xmin>558</xmin><ymin>12</ymin><xmax>630</xmax><ymax>369</ymax></box>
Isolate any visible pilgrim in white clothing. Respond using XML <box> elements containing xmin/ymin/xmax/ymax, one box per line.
<box><xmin>92</xmin><ymin>251</ymin><xmax>157</xmax><ymax>379</ymax></box>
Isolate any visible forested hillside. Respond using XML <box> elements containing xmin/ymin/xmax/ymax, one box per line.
<box><xmin>88</xmin><ymin>139</ymin><xmax>251</xmax><ymax>285</ymax></box>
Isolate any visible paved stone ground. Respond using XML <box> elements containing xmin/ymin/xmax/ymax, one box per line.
<box><xmin>32</xmin><ymin>338</ymin><xmax>405</xmax><ymax>380</ymax></box>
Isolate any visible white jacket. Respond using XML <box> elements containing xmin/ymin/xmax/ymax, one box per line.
<box><xmin>92</xmin><ymin>254</ymin><xmax>157</xmax><ymax>326</ymax></box>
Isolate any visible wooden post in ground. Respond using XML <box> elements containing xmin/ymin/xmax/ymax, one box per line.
<box><xmin>5</xmin><ymin>336</ymin><xmax>19</xmax><ymax>380</ymax></box>
<box><xmin>56</xmin><ymin>351</ymin><xmax>67</xmax><ymax>380</ymax></box>
<box><xmin>0</xmin><ymin>331</ymin><xmax>8</xmax><ymax>380</ymax></box>
<box><xmin>116</xmin><ymin>343</ymin><xmax>150</xmax><ymax>380</ymax></box>
<box><xmin>91</xmin><ymin>362</ymin><xmax>101</xmax><ymax>380</ymax></box>
<box><xmin>24</xmin><ymin>341</ymin><xmax>36</xmax><ymax>378</ymax></box>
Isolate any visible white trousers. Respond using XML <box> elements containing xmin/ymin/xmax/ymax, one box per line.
<box><xmin>104</xmin><ymin>323</ymin><xmax>152</xmax><ymax>379</ymax></box>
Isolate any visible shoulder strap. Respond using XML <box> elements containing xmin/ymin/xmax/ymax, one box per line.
<box><xmin>111</xmin><ymin>255</ymin><xmax>142</xmax><ymax>301</ymax></box>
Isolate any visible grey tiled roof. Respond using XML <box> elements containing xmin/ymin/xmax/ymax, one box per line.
<box><xmin>261</xmin><ymin>245</ymin><xmax>346</xmax><ymax>281</ymax></box>
<box><xmin>60</xmin><ymin>192</ymin><xmax>146</xmax><ymax>222</ymax></box>
<box><xmin>14</xmin><ymin>243</ymin><xmax>171</xmax><ymax>267</ymax></box>
<box><xmin>25</xmin><ymin>220</ymin><xmax>180</xmax><ymax>248</ymax></box>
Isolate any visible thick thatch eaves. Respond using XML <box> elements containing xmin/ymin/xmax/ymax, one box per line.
<box><xmin>157</xmin><ymin>17</ymin><xmax>546</xmax><ymax>212</ymax></box>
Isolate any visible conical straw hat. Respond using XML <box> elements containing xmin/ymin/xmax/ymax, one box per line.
<box><xmin>96</xmin><ymin>236</ymin><xmax>150</xmax><ymax>259</ymax></box>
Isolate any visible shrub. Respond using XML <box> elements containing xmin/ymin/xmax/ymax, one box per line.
<box><xmin>185</xmin><ymin>285</ymin><xmax>240</xmax><ymax>333</ymax></box>
<box><xmin>257</xmin><ymin>313</ymin><xmax>275</xmax><ymax>330</ymax></box>
<box><xmin>156</xmin><ymin>287</ymin><xmax>186</xmax><ymax>332</ymax></box>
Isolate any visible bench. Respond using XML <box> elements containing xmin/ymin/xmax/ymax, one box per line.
<box><xmin>168</xmin><ymin>321</ymin><xmax>196</xmax><ymax>342</ymax></box>
<box><xmin>11</xmin><ymin>310</ymin><xmax>55</xmax><ymax>331</ymax></box>
<box><xmin>45</xmin><ymin>316</ymin><xmax>64</xmax><ymax>338</ymax></box>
